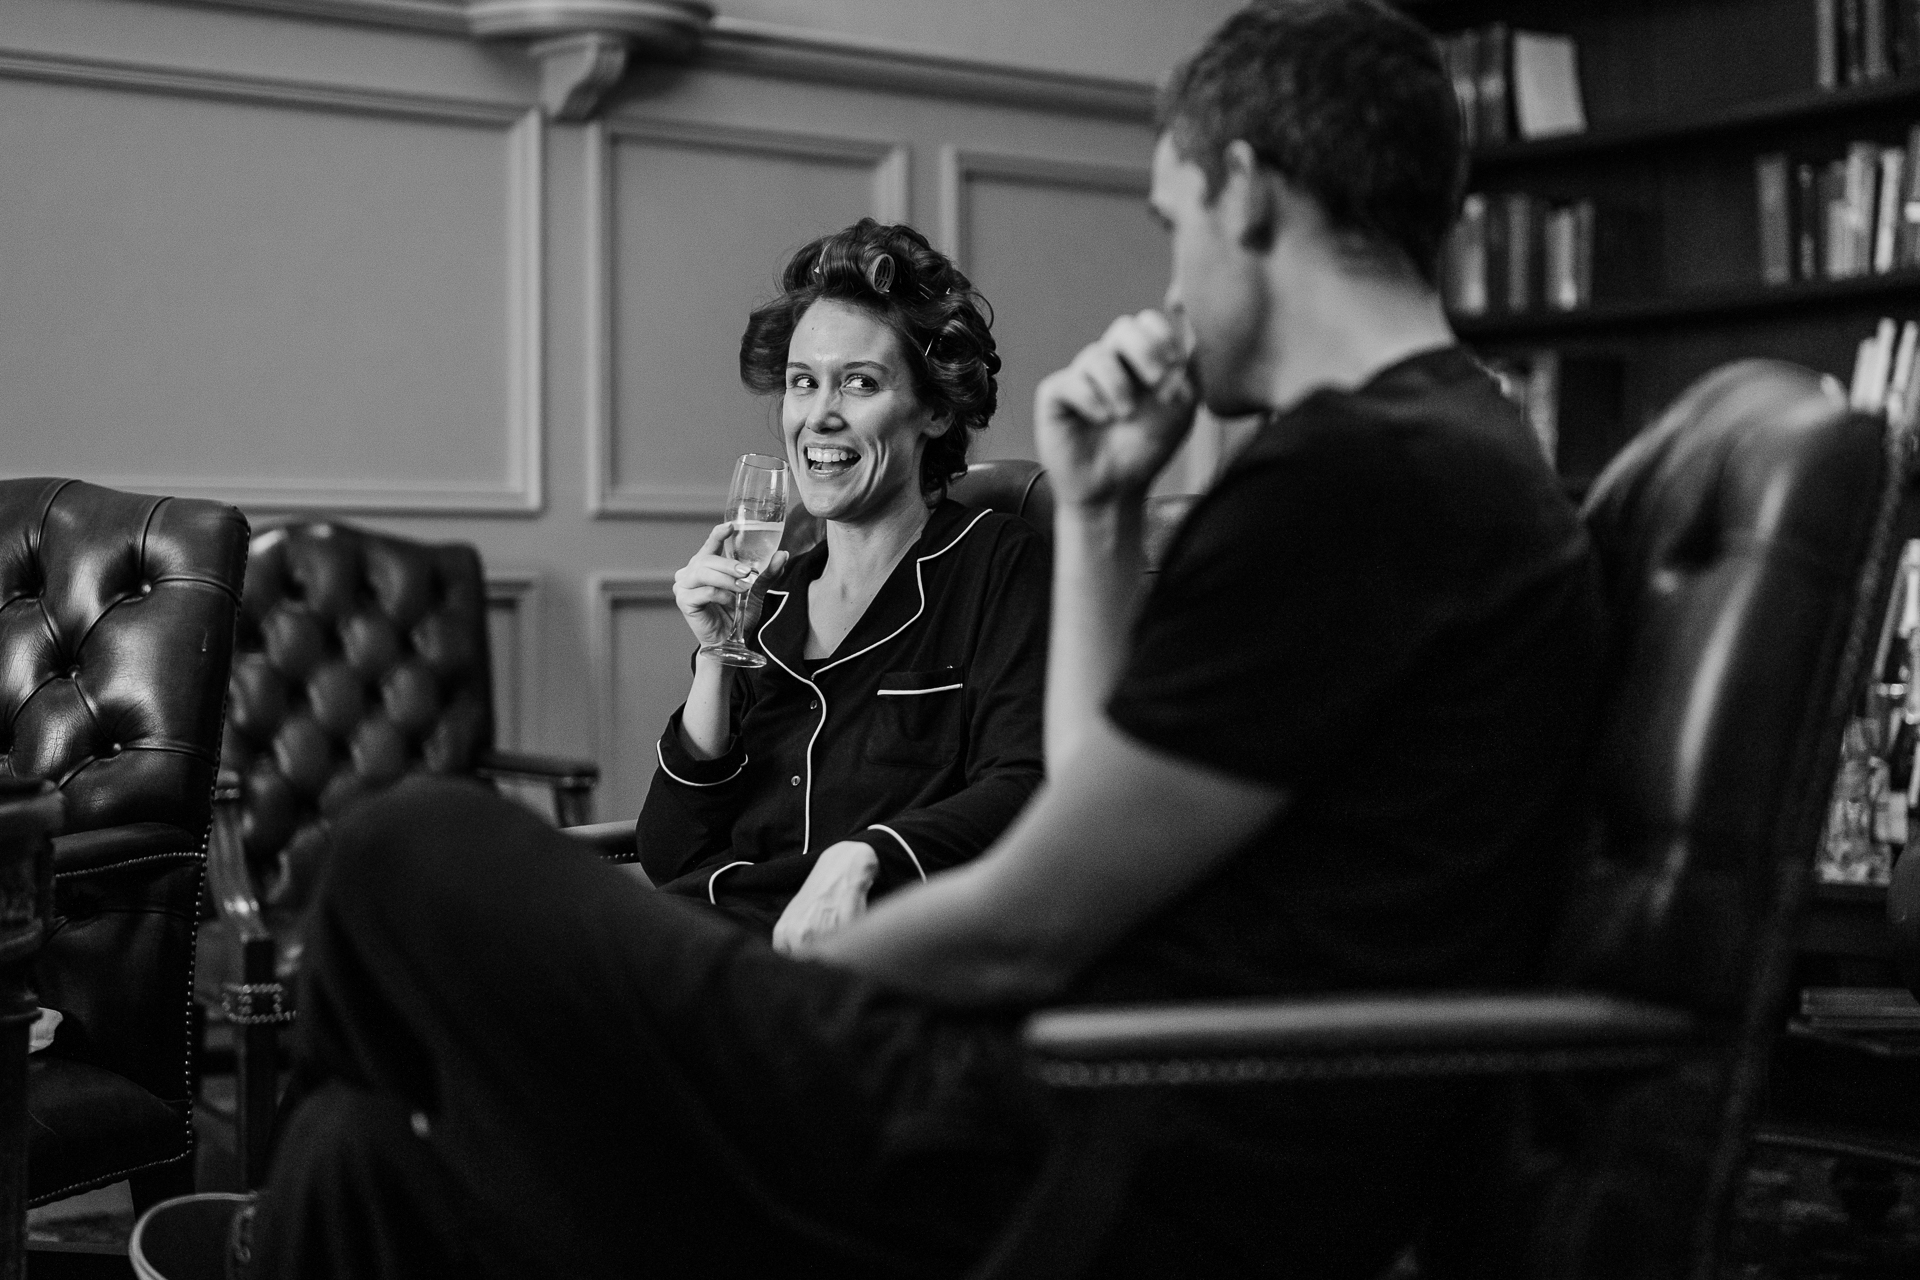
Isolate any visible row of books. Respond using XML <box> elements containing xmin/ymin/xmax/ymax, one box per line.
<box><xmin>1442</xmin><ymin>195</ymin><xmax>1651</xmax><ymax>317</ymax></box>
<box><xmin>1483</xmin><ymin>350</ymin><xmax>1625</xmax><ymax>479</ymax></box>
<box><xmin>1815</xmin><ymin>0</ymin><xmax>1920</xmax><ymax>91</ymax></box>
<box><xmin>1848</xmin><ymin>315</ymin><xmax>1920</xmax><ymax>424</ymax></box>
<box><xmin>1756</xmin><ymin>130</ymin><xmax>1920</xmax><ymax>286</ymax></box>
<box><xmin>1438</xmin><ymin>25</ymin><xmax>1587</xmax><ymax>150</ymax></box>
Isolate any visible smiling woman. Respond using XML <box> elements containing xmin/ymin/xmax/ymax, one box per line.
<box><xmin>638</xmin><ymin>220</ymin><xmax>1050</xmax><ymax>952</ymax></box>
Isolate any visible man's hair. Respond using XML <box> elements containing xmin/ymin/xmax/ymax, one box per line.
<box><xmin>739</xmin><ymin>219</ymin><xmax>999</xmax><ymax>500</ymax></box>
<box><xmin>1158</xmin><ymin>0</ymin><xmax>1465</xmax><ymax>287</ymax></box>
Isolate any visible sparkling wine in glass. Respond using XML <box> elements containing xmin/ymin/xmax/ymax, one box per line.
<box><xmin>701</xmin><ymin>453</ymin><xmax>789</xmax><ymax>668</ymax></box>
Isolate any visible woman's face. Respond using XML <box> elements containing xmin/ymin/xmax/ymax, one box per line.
<box><xmin>781</xmin><ymin>298</ymin><xmax>946</xmax><ymax>525</ymax></box>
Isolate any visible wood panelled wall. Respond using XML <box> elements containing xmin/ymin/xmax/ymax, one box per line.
<box><xmin>1</xmin><ymin>0</ymin><xmax>1198</xmax><ymax>821</ymax></box>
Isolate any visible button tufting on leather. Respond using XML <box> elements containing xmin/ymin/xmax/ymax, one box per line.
<box><xmin>139</xmin><ymin>582</ymin><xmax>153</xmax><ymax>597</ymax></box>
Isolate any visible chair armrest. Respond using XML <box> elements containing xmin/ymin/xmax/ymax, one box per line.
<box><xmin>562</xmin><ymin>821</ymin><xmax>640</xmax><ymax>865</ymax></box>
<box><xmin>476</xmin><ymin>750</ymin><xmax>600</xmax><ymax>826</ymax></box>
<box><xmin>475</xmin><ymin>749</ymin><xmax>599</xmax><ymax>789</ymax></box>
<box><xmin>1023</xmin><ymin>991</ymin><xmax>1704</xmax><ymax>1086</ymax></box>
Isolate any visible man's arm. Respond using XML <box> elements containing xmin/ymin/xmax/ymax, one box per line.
<box><xmin>807</xmin><ymin>715</ymin><xmax>1282</xmax><ymax>1005</ymax></box>
<box><xmin>804</xmin><ymin>309</ymin><xmax>1281</xmax><ymax>1004</ymax></box>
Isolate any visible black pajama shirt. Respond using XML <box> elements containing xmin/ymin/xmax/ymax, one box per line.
<box><xmin>640</xmin><ymin>498</ymin><xmax>1050</xmax><ymax>931</ymax></box>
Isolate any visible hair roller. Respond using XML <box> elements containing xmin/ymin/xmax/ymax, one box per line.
<box><xmin>866</xmin><ymin>253</ymin><xmax>895</xmax><ymax>294</ymax></box>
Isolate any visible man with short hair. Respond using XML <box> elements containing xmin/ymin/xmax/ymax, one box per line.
<box><xmin>233</xmin><ymin>2</ymin><xmax>1606</xmax><ymax>1276</ymax></box>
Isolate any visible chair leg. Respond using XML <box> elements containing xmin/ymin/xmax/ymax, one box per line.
<box><xmin>128</xmin><ymin>1157</ymin><xmax>196</xmax><ymax>1213</ymax></box>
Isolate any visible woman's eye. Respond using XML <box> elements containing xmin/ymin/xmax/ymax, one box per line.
<box><xmin>787</xmin><ymin>375</ymin><xmax>815</xmax><ymax>392</ymax></box>
<box><xmin>845</xmin><ymin>374</ymin><xmax>878</xmax><ymax>392</ymax></box>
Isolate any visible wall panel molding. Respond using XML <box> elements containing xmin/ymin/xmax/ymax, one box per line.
<box><xmin>938</xmin><ymin>146</ymin><xmax>1150</xmax><ymax>270</ymax></box>
<box><xmin>485</xmin><ymin>570</ymin><xmax>543</xmax><ymax>749</ymax></box>
<box><xmin>156</xmin><ymin>2</ymin><xmax>1158</xmax><ymax>119</ymax></box>
<box><xmin>589</xmin><ymin>571</ymin><xmax>679</xmax><ymax>780</ymax></box>
<box><xmin>0</xmin><ymin>47</ymin><xmax>545</xmax><ymax>516</ymax></box>
<box><xmin>584</xmin><ymin>117</ymin><xmax>907</xmax><ymax>518</ymax></box>
<box><xmin>700</xmin><ymin>18</ymin><xmax>1156</xmax><ymax>121</ymax></box>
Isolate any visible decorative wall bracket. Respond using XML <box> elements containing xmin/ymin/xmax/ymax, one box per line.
<box><xmin>469</xmin><ymin>0</ymin><xmax>714</xmax><ymax>121</ymax></box>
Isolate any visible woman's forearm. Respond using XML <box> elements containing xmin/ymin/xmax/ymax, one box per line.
<box><xmin>677</xmin><ymin>657</ymin><xmax>736</xmax><ymax>760</ymax></box>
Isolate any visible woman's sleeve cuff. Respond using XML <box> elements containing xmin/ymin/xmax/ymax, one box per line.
<box><xmin>655</xmin><ymin>709</ymin><xmax>747</xmax><ymax>787</ymax></box>
<box><xmin>861</xmin><ymin>824</ymin><xmax>929</xmax><ymax>884</ymax></box>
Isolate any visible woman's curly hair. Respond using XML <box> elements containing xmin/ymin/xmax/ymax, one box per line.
<box><xmin>740</xmin><ymin>218</ymin><xmax>1000</xmax><ymax>500</ymax></box>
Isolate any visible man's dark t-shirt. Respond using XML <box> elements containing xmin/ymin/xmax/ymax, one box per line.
<box><xmin>1091</xmin><ymin>345</ymin><xmax>1607</xmax><ymax>1005</ymax></box>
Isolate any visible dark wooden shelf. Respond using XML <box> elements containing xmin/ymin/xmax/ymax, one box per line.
<box><xmin>1454</xmin><ymin>270</ymin><xmax>1920</xmax><ymax>340</ymax></box>
<box><xmin>1471</xmin><ymin>75</ymin><xmax>1920</xmax><ymax>174</ymax></box>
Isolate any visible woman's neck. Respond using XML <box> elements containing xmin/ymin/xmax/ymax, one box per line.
<box><xmin>818</xmin><ymin>492</ymin><xmax>933</xmax><ymax>599</ymax></box>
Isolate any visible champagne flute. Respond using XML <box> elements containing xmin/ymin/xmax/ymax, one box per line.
<box><xmin>700</xmin><ymin>453</ymin><xmax>789</xmax><ymax>668</ymax></box>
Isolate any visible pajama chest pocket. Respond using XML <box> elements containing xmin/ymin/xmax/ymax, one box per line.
<box><xmin>865</xmin><ymin>668</ymin><xmax>966</xmax><ymax>766</ymax></box>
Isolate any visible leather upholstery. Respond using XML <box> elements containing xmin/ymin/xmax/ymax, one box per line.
<box><xmin>1440</xmin><ymin>362</ymin><xmax>1896</xmax><ymax>1278</ymax></box>
<box><xmin>1</xmin><ymin>479</ymin><xmax>245</xmax><ymax>835</ymax></box>
<box><xmin>0</xmin><ymin>477</ymin><xmax>248</xmax><ymax>1205</ymax></box>
<box><xmin>950</xmin><ymin>459</ymin><xmax>1055</xmax><ymax>545</ymax></box>
<box><xmin>222</xmin><ymin>523</ymin><xmax>494</xmax><ymax>914</ymax></box>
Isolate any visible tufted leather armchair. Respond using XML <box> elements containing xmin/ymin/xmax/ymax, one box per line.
<box><xmin>0</xmin><ymin>478</ymin><xmax>249</xmax><ymax>1212</ymax></box>
<box><xmin>203</xmin><ymin>520</ymin><xmax>598</xmax><ymax>1184</ymax></box>
<box><xmin>965</xmin><ymin>361</ymin><xmax>1902</xmax><ymax>1280</ymax></box>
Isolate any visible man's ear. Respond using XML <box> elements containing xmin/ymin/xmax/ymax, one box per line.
<box><xmin>1219</xmin><ymin>140</ymin><xmax>1279</xmax><ymax>253</ymax></box>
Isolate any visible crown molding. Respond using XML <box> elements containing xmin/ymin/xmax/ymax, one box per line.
<box><xmin>148</xmin><ymin>1</ymin><xmax>1158</xmax><ymax>121</ymax></box>
<box><xmin>702</xmin><ymin>17</ymin><xmax>1156</xmax><ymax>122</ymax></box>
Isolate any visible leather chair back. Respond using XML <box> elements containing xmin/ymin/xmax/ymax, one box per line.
<box><xmin>222</xmin><ymin>523</ymin><xmax>495</xmax><ymax>915</ymax></box>
<box><xmin>1437</xmin><ymin>362</ymin><xmax>1899</xmax><ymax>1279</ymax></box>
<box><xmin>0</xmin><ymin>479</ymin><xmax>245</xmax><ymax>836</ymax></box>
<box><xmin>950</xmin><ymin>460</ymin><xmax>1055</xmax><ymax>544</ymax></box>
<box><xmin>0</xmin><ymin>479</ymin><xmax>247</xmax><ymax>1193</ymax></box>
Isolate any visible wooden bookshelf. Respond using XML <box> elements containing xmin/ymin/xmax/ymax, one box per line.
<box><xmin>1472</xmin><ymin>74</ymin><xmax>1920</xmax><ymax>173</ymax></box>
<box><xmin>1421</xmin><ymin>0</ymin><xmax>1920</xmax><ymax>478</ymax></box>
<box><xmin>1456</xmin><ymin>269</ymin><xmax>1920</xmax><ymax>340</ymax></box>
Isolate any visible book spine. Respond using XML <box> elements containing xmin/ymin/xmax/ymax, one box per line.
<box><xmin>1846</xmin><ymin>142</ymin><xmax>1881</xmax><ymax>276</ymax></box>
<box><xmin>1545</xmin><ymin>206</ymin><xmax>1577</xmax><ymax>310</ymax></box>
<box><xmin>1757</xmin><ymin>153</ymin><xmax>1794</xmax><ymax>285</ymax></box>
<box><xmin>1824</xmin><ymin>160</ymin><xmax>1850</xmax><ymax>277</ymax></box>
<box><xmin>1867</xmin><ymin>0</ymin><xmax>1893</xmax><ymax>78</ymax></box>
<box><xmin>1819</xmin><ymin>0</ymin><xmax>1841</xmax><ymax>88</ymax></box>
<box><xmin>1478</xmin><ymin>23</ymin><xmax>1510</xmax><ymax>147</ymax></box>
<box><xmin>1797</xmin><ymin>161</ymin><xmax>1822</xmax><ymax>279</ymax></box>
<box><xmin>1901</xmin><ymin>123</ymin><xmax>1920</xmax><ymax>267</ymax></box>
<box><xmin>1505</xmin><ymin>194</ymin><xmax>1536</xmax><ymax>311</ymax></box>
<box><xmin>1457</xmin><ymin>194</ymin><xmax>1490</xmax><ymax>315</ymax></box>
<box><xmin>1844</xmin><ymin>0</ymin><xmax>1867</xmax><ymax>85</ymax></box>
<box><xmin>1876</xmin><ymin>145</ymin><xmax>1906</xmax><ymax>272</ymax></box>
<box><xmin>1573</xmin><ymin>200</ymin><xmax>1596</xmax><ymax>307</ymax></box>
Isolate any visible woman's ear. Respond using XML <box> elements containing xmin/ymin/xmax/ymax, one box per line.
<box><xmin>923</xmin><ymin>408</ymin><xmax>952</xmax><ymax>439</ymax></box>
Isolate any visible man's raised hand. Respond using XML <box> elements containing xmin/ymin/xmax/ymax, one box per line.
<box><xmin>1035</xmin><ymin>309</ymin><xmax>1198</xmax><ymax>507</ymax></box>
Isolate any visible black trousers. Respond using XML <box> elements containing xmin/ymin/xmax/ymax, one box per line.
<box><xmin>253</xmin><ymin>777</ymin><xmax>1043</xmax><ymax>1279</ymax></box>
<box><xmin>254</xmin><ymin>777</ymin><xmax>1466</xmax><ymax>1279</ymax></box>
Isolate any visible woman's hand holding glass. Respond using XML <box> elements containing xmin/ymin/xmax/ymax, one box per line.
<box><xmin>672</xmin><ymin>523</ymin><xmax>788</xmax><ymax>654</ymax></box>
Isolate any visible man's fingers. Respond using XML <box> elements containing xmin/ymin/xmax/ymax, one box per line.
<box><xmin>1109</xmin><ymin>311</ymin><xmax>1185</xmax><ymax>392</ymax></box>
<box><xmin>1039</xmin><ymin>365</ymin><xmax>1117</xmax><ymax>428</ymax></box>
<box><xmin>1075</xmin><ymin>351</ymin><xmax>1137</xmax><ymax>418</ymax></box>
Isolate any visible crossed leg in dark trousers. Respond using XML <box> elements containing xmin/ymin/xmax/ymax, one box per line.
<box><xmin>249</xmin><ymin>776</ymin><xmax>1043</xmax><ymax>1279</ymax></box>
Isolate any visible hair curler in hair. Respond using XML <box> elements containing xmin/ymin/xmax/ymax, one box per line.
<box><xmin>866</xmin><ymin>253</ymin><xmax>895</xmax><ymax>293</ymax></box>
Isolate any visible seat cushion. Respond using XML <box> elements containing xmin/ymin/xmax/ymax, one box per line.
<box><xmin>28</xmin><ymin>1055</ymin><xmax>186</xmax><ymax>1204</ymax></box>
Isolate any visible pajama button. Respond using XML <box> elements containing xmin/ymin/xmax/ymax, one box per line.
<box><xmin>410</xmin><ymin>1111</ymin><xmax>431</xmax><ymax>1139</ymax></box>
<box><xmin>790</xmin><ymin>775</ymin><xmax>801</xmax><ymax>786</ymax></box>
